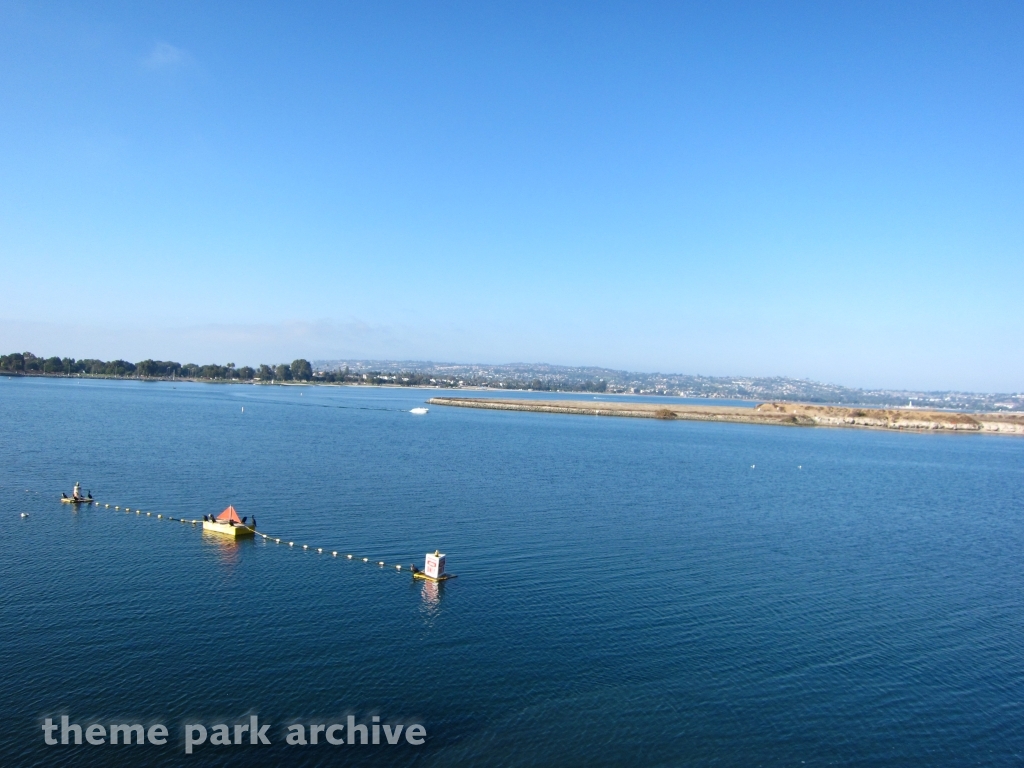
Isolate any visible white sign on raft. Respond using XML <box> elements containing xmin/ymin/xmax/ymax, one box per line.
<box><xmin>424</xmin><ymin>552</ymin><xmax>446</xmax><ymax>579</ymax></box>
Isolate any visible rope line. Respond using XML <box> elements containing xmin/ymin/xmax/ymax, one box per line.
<box><xmin>67</xmin><ymin>499</ymin><xmax>412</xmax><ymax>574</ymax></box>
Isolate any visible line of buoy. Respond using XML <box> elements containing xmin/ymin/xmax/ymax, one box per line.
<box><xmin>248</xmin><ymin>530</ymin><xmax>412</xmax><ymax>571</ymax></box>
<box><xmin>71</xmin><ymin>498</ymin><xmax>437</xmax><ymax>582</ymax></box>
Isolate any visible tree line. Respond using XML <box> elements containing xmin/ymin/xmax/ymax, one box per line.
<box><xmin>1</xmin><ymin>352</ymin><xmax>611</xmax><ymax>392</ymax></box>
<box><xmin>0</xmin><ymin>352</ymin><xmax>316</xmax><ymax>382</ymax></box>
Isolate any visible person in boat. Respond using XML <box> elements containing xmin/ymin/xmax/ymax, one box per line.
<box><xmin>72</xmin><ymin>482</ymin><xmax>82</xmax><ymax>501</ymax></box>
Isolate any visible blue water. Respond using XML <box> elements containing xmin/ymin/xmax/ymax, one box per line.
<box><xmin>438</xmin><ymin>389</ymin><xmax>759</xmax><ymax>408</ymax></box>
<box><xmin>1</xmin><ymin>377</ymin><xmax>1023</xmax><ymax>766</ymax></box>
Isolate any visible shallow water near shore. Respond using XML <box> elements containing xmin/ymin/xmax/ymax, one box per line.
<box><xmin>2</xmin><ymin>376</ymin><xmax>1023</xmax><ymax>766</ymax></box>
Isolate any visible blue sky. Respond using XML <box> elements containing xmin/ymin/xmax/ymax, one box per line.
<box><xmin>1</xmin><ymin>1</ymin><xmax>1021</xmax><ymax>391</ymax></box>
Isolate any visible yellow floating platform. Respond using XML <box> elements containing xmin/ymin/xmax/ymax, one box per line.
<box><xmin>202</xmin><ymin>520</ymin><xmax>255</xmax><ymax>538</ymax></box>
<box><xmin>61</xmin><ymin>498</ymin><xmax>94</xmax><ymax>504</ymax></box>
<box><xmin>412</xmin><ymin>572</ymin><xmax>457</xmax><ymax>582</ymax></box>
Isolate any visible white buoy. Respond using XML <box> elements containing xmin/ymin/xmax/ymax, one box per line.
<box><xmin>20</xmin><ymin>513</ymin><xmax>28</xmax><ymax>518</ymax></box>
<box><xmin>362</xmin><ymin>557</ymin><xmax>369</xmax><ymax>562</ymax></box>
<box><xmin>424</xmin><ymin>551</ymin><xmax>447</xmax><ymax>579</ymax></box>
<box><xmin>332</xmin><ymin>551</ymin><xmax>338</xmax><ymax>556</ymax></box>
<box><xmin>288</xmin><ymin>542</ymin><xmax>294</xmax><ymax>547</ymax></box>
<box><xmin>302</xmin><ymin>544</ymin><xmax>308</xmax><ymax>550</ymax></box>
<box><xmin>347</xmin><ymin>554</ymin><xmax>353</xmax><ymax>559</ymax></box>
<box><xmin>378</xmin><ymin>561</ymin><xmax>384</xmax><ymax>567</ymax></box>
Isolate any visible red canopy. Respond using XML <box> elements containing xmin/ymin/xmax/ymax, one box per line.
<box><xmin>216</xmin><ymin>505</ymin><xmax>243</xmax><ymax>523</ymax></box>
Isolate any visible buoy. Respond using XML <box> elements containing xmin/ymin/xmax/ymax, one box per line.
<box><xmin>362</xmin><ymin>557</ymin><xmax>368</xmax><ymax>562</ymax></box>
<box><xmin>302</xmin><ymin>544</ymin><xmax>308</xmax><ymax>550</ymax></box>
<box><xmin>413</xmin><ymin>550</ymin><xmax>456</xmax><ymax>582</ymax></box>
<box><xmin>105</xmin><ymin>504</ymin><xmax>109</xmax><ymax>508</ymax></box>
<box><xmin>136</xmin><ymin>510</ymin><xmax>140</xmax><ymax>514</ymax></box>
<box><xmin>395</xmin><ymin>564</ymin><xmax>401</xmax><ymax>570</ymax></box>
<box><xmin>147</xmin><ymin>512</ymin><xmax>151</xmax><ymax>516</ymax></box>
<box><xmin>157</xmin><ymin>514</ymin><xmax>162</xmax><ymax>518</ymax></box>
<box><xmin>20</xmin><ymin>512</ymin><xmax>28</xmax><ymax>518</ymax></box>
<box><xmin>317</xmin><ymin>548</ymin><xmax>322</xmax><ymax>553</ymax></box>
<box><xmin>347</xmin><ymin>554</ymin><xmax>353</xmax><ymax>559</ymax></box>
<box><xmin>115</xmin><ymin>506</ymin><xmax>119</xmax><ymax>510</ymax></box>
<box><xmin>288</xmin><ymin>542</ymin><xmax>294</xmax><ymax>546</ymax></box>
<box><xmin>332</xmin><ymin>551</ymin><xmax>338</xmax><ymax>556</ymax></box>
<box><xmin>751</xmin><ymin>465</ymin><xmax>755</xmax><ymax>468</ymax></box>
<box><xmin>378</xmin><ymin>561</ymin><xmax>384</xmax><ymax>567</ymax></box>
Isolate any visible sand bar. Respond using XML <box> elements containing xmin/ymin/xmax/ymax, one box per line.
<box><xmin>427</xmin><ymin>398</ymin><xmax>1024</xmax><ymax>434</ymax></box>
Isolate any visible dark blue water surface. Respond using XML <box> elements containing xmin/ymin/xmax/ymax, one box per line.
<box><xmin>2</xmin><ymin>377</ymin><xmax>1023</xmax><ymax>767</ymax></box>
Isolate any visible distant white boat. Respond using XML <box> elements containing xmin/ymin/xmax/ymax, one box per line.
<box><xmin>410</xmin><ymin>407</ymin><xmax>429</xmax><ymax>415</ymax></box>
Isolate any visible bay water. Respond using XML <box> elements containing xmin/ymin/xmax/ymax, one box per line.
<box><xmin>1</xmin><ymin>377</ymin><xmax>1023</xmax><ymax>766</ymax></box>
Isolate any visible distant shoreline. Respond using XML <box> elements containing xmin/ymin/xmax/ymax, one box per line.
<box><xmin>428</xmin><ymin>397</ymin><xmax>1024</xmax><ymax>435</ymax></box>
<box><xmin>5</xmin><ymin>373</ymin><xmax>1020</xmax><ymax>421</ymax></box>
<box><xmin>0</xmin><ymin>371</ymin><xmax>534</xmax><ymax>394</ymax></box>
<box><xmin>0</xmin><ymin>372</ymin><xmax>762</xmax><ymax>400</ymax></box>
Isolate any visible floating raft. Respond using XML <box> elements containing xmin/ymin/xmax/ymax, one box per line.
<box><xmin>202</xmin><ymin>505</ymin><xmax>255</xmax><ymax>538</ymax></box>
<box><xmin>411</xmin><ymin>550</ymin><xmax>456</xmax><ymax>582</ymax></box>
<box><xmin>202</xmin><ymin>520</ymin><xmax>256</xmax><ymax>537</ymax></box>
<box><xmin>412</xmin><ymin>571</ymin><xmax>456</xmax><ymax>583</ymax></box>
<box><xmin>61</xmin><ymin>497</ymin><xmax>94</xmax><ymax>504</ymax></box>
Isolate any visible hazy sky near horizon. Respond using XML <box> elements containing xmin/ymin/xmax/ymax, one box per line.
<box><xmin>1</xmin><ymin>1</ymin><xmax>1021</xmax><ymax>391</ymax></box>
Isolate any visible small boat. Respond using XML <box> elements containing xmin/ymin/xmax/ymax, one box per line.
<box><xmin>202</xmin><ymin>505</ymin><xmax>256</xmax><ymax>538</ymax></box>
<box><xmin>410</xmin><ymin>407</ymin><xmax>428</xmax><ymax>415</ymax></box>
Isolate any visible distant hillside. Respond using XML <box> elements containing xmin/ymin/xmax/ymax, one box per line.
<box><xmin>315</xmin><ymin>359</ymin><xmax>1024</xmax><ymax>412</ymax></box>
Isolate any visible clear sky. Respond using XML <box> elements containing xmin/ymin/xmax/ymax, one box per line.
<box><xmin>1</xmin><ymin>1</ymin><xmax>1021</xmax><ymax>392</ymax></box>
